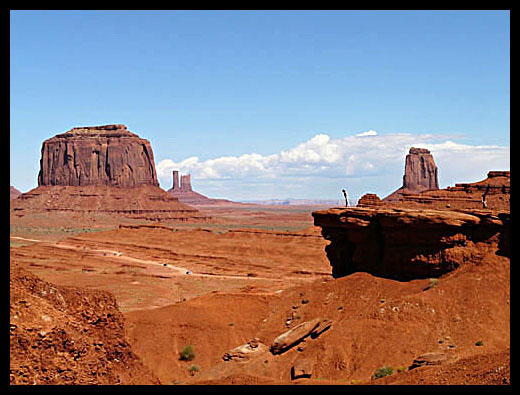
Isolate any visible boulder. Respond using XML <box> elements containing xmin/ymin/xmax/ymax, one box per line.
<box><xmin>409</xmin><ymin>352</ymin><xmax>447</xmax><ymax>369</ymax></box>
<box><xmin>357</xmin><ymin>193</ymin><xmax>382</xmax><ymax>207</ymax></box>
<box><xmin>222</xmin><ymin>338</ymin><xmax>269</xmax><ymax>362</ymax></box>
<box><xmin>271</xmin><ymin>318</ymin><xmax>332</xmax><ymax>355</ymax></box>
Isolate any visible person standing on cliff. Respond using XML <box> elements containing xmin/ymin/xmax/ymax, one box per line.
<box><xmin>342</xmin><ymin>189</ymin><xmax>349</xmax><ymax>207</ymax></box>
<box><xmin>482</xmin><ymin>185</ymin><xmax>490</xmax><ymax>209</ymax></box>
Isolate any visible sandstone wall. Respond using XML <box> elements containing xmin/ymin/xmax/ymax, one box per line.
<box><xmin>312</xmin><ymin>207</ymin><xmax>509</xmax><ymax>280</ymax></box>
<box><xmin>38</xmin><ymin>125</ymin><xmax>159</xmax><ymax>188</ymax></box>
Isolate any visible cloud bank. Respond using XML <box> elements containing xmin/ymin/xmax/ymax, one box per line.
<box><xmin>156</xmin><ymin>131</ymin><xmax>510</xmax><ymax>201</ymax></box>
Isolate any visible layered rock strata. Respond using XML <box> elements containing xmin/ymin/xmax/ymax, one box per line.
<box><xmin>384</xmin><ymin>147</ymin><xmax>439</xmax><ymax>202</ymax></box>
<box><xmin>38</xmin><ymin>125</ymin><xmax>159</xmax><ymax>188</ymax></box>
<box><xmin>312</xmin><ymin>207</ymin><xmax>509</xmax><ymax>280</ymax></box>
<box><xmin>11</xmin><ymin>185</ymin><xmax>205</xmax><ymax>221</ymax></box>
<box><xmin>357</xmin><ymin>193</ymin><xmax>382</xmax><ymax>207</ymax></box>
<box><xmin>395</xmin><ymin>171</ymin><xmax>510</xmax><ymax>211</ymax></box>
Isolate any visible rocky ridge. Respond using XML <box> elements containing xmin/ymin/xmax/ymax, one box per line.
<box><xmin>10</xmin><ymin>258</ymin><xmax>159</xmax><ymax>385</ymax></box>
<box><xmin>312</xmin><ymin>206</ymin><xmax>509</xmax><ymax>279</ymax></box>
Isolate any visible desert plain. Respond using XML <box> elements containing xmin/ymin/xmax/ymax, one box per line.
<box><xmin>10</xmin><ymin>125</ymin><xmax>510</xmax><ymax>385</ymax></box>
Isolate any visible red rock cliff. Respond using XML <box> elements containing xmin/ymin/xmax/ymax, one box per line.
<box><xmin>38</xmin><ymin>125</ymin><xmax>159</xmax><ymax>188</ymax></box>
<box><xmin>403</xmin><ymin>147</ymin><xmax>439</xmax><ymax>192</ymax></box>
<box><xmin>384</xmin><ymin>147</ymin><xmax>439</xmax><ymax>202</ymax></box>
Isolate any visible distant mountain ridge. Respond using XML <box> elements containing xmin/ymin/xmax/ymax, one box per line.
<box><xmin>241</xmin><ymin>198</ymin><xmax>345</xmax><ymax>206</ymax></box>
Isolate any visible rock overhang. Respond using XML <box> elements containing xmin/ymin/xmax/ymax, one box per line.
<box><xmin>312</xmin><ymin>207</ymin><xmax>509</xmax><ymax>280</ymax></box>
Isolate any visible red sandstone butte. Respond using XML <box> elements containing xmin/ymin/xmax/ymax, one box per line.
<box><xmin>12</xmin><ymin>125</ymin><xmax>206</xmax><ymax>222</ymax></box>
<box><xmin>168</xmin><ymin>170</ymin><xmax>233</xmax><ymax>205</ymax></box>
<box><xmin>38</xmin><ymin>124</ymin><xmax>159</xmax><ymax>188</ymax></box>
<box><xmin>384</xmin><ymin>147</ymin><xmax>439</xmax><ymax>202</ymax></box>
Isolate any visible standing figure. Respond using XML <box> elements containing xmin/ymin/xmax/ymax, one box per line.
<box><xmin>342</xmin><ymin>189</ymin><xmax>349</xmax><ymax>207</ymax></box>
<box><xmin>482</xmin><ymin>185</ymin><xmax>490</xmax><ymax>209</ymax></box>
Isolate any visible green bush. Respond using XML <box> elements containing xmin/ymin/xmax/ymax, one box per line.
<box><xmin>188</xmin><ymin>364</ymin><xmax>199</xmax><ymax>376</ymax></box>
<box><xmin>475</xmin><ymin>340</ymin><xmax>484</xmax><ymax>346</ymax></box>
<box><xmin>372</xmin><ymin>366</ymin><xmax>394</xmax><ymax>379</ymax></box>
<box><xmin>180</xmin><ymin>345</ymin><xmax>195</xmax><ymax>361</ymax></box>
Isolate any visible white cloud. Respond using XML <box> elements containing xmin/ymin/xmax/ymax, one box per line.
<box><xmin>356</xmin><ymin>130</ymin><xmax>378</xmax><ymax>137</ymax></box>
<box><xmin>156</xmin><ymin>131</ymin><xmax>510</xmax><ymax>201</ymax></box>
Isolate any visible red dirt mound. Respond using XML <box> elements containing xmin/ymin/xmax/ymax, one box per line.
<box><xmin>11</xmin><ymin>185</ymin><xmax>207</xmax><ymax>222</ymax></box>
<box><xmin>10</xmin><ymin>257</ymin><xmax>160</xmax><ymax>385</ymax></box>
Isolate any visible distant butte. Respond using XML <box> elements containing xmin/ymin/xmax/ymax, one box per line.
<box><xmin>167</xmin><ymin>170</ymin><xmax>235</xmax><ymax>206</ymax></box>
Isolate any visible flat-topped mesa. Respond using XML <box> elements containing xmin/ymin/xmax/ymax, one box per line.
<box><xmin>38</xmin><ymin>124</ymin><xmax>159</xmax><ymax>188</ymax></box>
<box><xmin>58</xmin><ymin>124</ymin><xmax>136</xmax><ymax>138</ymax></box>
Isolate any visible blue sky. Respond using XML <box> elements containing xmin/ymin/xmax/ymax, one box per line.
<box><xmin>10</xmin><ymin>10</ymin><xmax>510</xmax><ymax>201</ymax></box>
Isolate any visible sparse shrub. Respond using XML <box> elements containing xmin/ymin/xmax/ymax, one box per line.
<box><xmin>372</xmin><ymin>366</ymin><xmax>394</xmax><ymax>379</ymax></box>
<box><xmin>188</xmin><ymin>364</ymin><xmax>199</xmax><ymax>376</ymax></box>
<box><xmin>180</xmin><ymin>345</ymin><xmax>195</xmax><ymax>361</ymax></box>
<box><xmin>397</xmin><ymin>366</ymin><xmax>407</xmax><ymax>373</ymax></box>
<box><xmin>424</xmin><ymin>278</ymin><xmax>439</xmax><ymax>291</ymax></box>
<box><xmin>475</xmin><ymin>340</ymin><xmax>484</xmax><ymax>346</ymax></box>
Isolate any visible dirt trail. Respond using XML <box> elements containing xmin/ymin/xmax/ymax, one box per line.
<box><xmin>9</xmin><ymin>235</ymin><xmax>302</xmax><ymax>283</ymax></box>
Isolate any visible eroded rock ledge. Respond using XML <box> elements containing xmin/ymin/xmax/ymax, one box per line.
<box><xmin>312</xmin><ymin>207</ymin><xmax>509</xmax><ymax>280</ymax></box>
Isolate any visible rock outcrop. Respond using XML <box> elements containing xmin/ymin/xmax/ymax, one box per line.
<box><xmin>357</xmin><ymin>193</ymin><xmax>382</xmax><ymax>207</ymax></box>
<box><xmin>393</xmin><ymin>171</ymin><xmax>510</xmax><ymax>211</ymax></box>
<box><xmin>409</xmin><ymin>352</ymin><xmax>448</xmax><ymax>370</ymax></box>
<box><xmin>10</xmin><ymin>259</ymin><xmax>159</xmax><ymax>385</ymax></box>
<box><xmin>222</xmin><ymin>338</ymin><xmax>269</xmax><ymax>362</ymax></box>
<box><xmin>384</xmin><ymin>147</ymin><xmax>439</xmax><ymax>202</ymax></box>
<box><xmin>10</xmin><ymin>186</ymin><xmax>22</xmax><ymax>199</ymax></box>
<box><xmin>38</xmin><ymin>125</ymin><xmax>158</xmax><ymax>188</ymax></box>
<box><xmin>11</xmin><ymin>185</ymin><xmax>206</xmax><ymax>222</ymax></box>
<box><xmin>270</xmin><ymin>318</ymin><xmax>332</xmax><ymax>355</ymax></box>
<box><xmin>312</xmin><ymin>207</ymin><xmax>510</xmax><ymax>280</ymax></box>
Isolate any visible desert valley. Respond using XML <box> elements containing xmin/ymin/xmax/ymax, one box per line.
<box><xmin>9</xmin><ymin>124</ymin><xmax>510</xmax><ymax>385</ymax></box>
